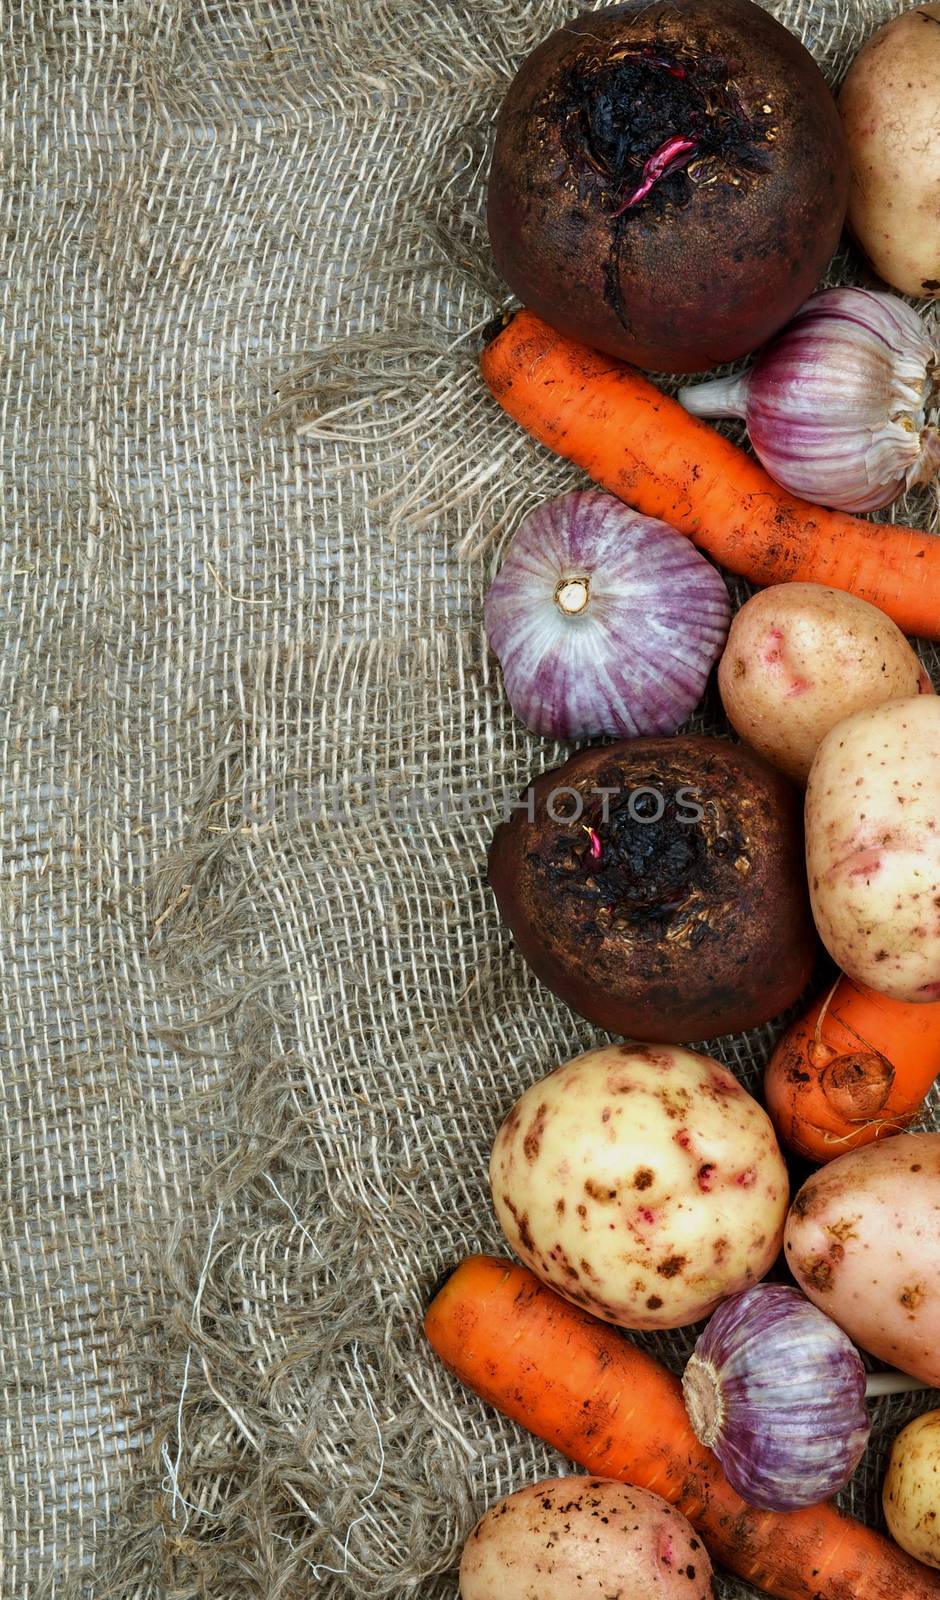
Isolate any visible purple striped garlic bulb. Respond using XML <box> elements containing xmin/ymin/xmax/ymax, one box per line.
<box><xmin>679</xmin><ymin>287</ymin><xmax>940</xmax><ymax>513</ymax></box>
<box><xmin>483</xmin><ymin>490</ymin><xmax>730</xmax><ymax>741</ymax></box>
<box><xmin>682</xmin><ymin>1283</ymin><xmax>870</xmax><ymax>1511</ymax></box>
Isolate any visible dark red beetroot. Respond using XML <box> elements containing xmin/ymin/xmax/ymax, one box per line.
<box><xmin>487</xmin><ymin>0</ymin><xmax>849</xmax><ymax>372</ymax></box>
<box><xmin>489</xmin><ymin>737</ymin><xmax>816</xmax><ymax>1043</ymax></box>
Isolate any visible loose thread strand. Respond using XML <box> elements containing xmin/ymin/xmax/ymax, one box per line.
<box><xmin>310</xmin><ymin>1342</ymin><xmax>385</xmax><ymax>1579</ymax></box>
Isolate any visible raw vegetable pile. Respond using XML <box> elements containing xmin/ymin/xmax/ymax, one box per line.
<box><xmin>420</xmin><ymin>3</ymin><xmax>940</xmax><ymax>1597</ymax></box>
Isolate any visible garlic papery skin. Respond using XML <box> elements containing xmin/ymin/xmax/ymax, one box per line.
<box><xmin>484</xmin><ymin>490</ymin><xmax>730</xmax><ymax>741</ymax></box>
<box><xmin>682</xmin><ymin>1283</ymin><xmax>870</xmax><ymax>1512</ymax></box>
<box><xmin>678</xmin><ymin>288</ymin><xmax>940</xmax><ymax>513</ymax></box>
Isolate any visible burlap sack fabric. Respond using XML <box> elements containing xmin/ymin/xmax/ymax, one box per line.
<box><xmin>3</xmin><ymin>1</ymin><xmax>939</xmax><ymax>1596</ymax></box>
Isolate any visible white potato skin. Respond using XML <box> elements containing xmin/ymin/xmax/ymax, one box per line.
<box><xmin>717</xmin><ymin>584</ymin><xmax>930</xmax><ymax>783</ymax></box>
<box><xmin>839</xmin><ymin>4</ymin><xmax>940</xmax><ymax>299</ymax></box>
<box><xmin>490</xmin><ymin>1043</ymin><xmax>788</xmax><ymax>1330</ymax></box>
<box><xmin>459</xmin><ymin>1477</ymin><xmax>713</xmax><ymax>1600</ymax></box>
<box><xmin>806</xmin><ymin>697</ymin><xmax>940</xmax><ymax>1000</ymax></box>
<box><xmin>884</xmin><ymin>1411</ymin><xmax>940</xmax><ymax>1568</ymax></box>
<box><xmin>784</xmin><ymin>1132</ymin><xmax>940</xmax><ymax>1383</ymax></box>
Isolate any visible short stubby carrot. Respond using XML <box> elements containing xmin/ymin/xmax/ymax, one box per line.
<box><xmin>425</xmin><ymin>1255</ymin><xmax>940</xmax><ymax>1600</ymax></box>
<box><xmin>765</xmin><ymin>975</ymin><xmax>940</xmax><ymax>1162</ymax></box>
<box><xmin>481</xmin><ymin>310</ymin><xmax>940</xmax><ymax>641</ymax></box>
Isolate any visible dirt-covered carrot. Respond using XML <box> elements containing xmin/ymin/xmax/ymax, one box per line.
<box><xmin>764</xmin><ymin>976</ymin><xmax>940</xmax><ymax>1163</ymax></box>
<box><xmin>425</xmin><ymin>1255</ymin><xmax>940</xmax><ymax>1600</ymax></box>
<box><xmin>480</xmin><ymin>310</ymin><xmax>940</xmax><ymax>640</ymax></box>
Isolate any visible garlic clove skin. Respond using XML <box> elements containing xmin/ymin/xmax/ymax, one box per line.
<box><xmin>679</xmin><ymin>288</ymin><xmax>939</xmax><ymax>513</ymax></box>
<box><xmin>484</xmin><ymin>490</ymin><xmax>730</xmax><ymax>741</ymax></box>
<box><xmin>682</xmin><ymin>1282</ymin><xmax>870</xmax><ymax>1512</ymax></box>
<box><xmin>917</xmin><ymin>426</ymin><xmax>940</xmax><ymax>493</ymax></box>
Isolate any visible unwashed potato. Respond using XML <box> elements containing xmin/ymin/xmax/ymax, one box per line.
<box><xmin>785</xmin><ymin>1131</ymin><xmax>940</xmax><ymax>1383</ymax></box>
<box><xmin>884</xmin><ymin>1411</ymin><xmax>940</xmax><ymax>1569</ymax></box>
<box><xmin>460</xmin><ymin>1477</ymin><xmax>714</xmax><ymax>1599</ymax></box>
<box><xmin>490</xmin><ymin>1043</ymin><xmax>788</xmax><ymax>1330</ymax></box>
<box><xmin>718</xmin><ymin>583</ymin><xmax>930</xmax><ymax>783</ymax></box>
<box><xmin>839</xmin><ymin>4</ymin><xmax>940</xmax><ymax>299</ymax></box>
<box><xmin>805</xmin><ymin>696</ymin><xmax>940</xmax><ymax>1001</ymax></box>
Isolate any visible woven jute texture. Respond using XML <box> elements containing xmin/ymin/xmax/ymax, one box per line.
<box><xmin>3</xmin><ymin>2</ymin><xmax>939</xmax><ymax>1596</ymax></box>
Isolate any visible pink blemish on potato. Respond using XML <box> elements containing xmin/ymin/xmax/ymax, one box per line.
<box><xmin>736</xmin><ymin>1167</ymin><xmax>757</xmax><ymax>1187</ymax></box>
<box><xmin>829</xmin><ymin>825</ymin><xmax>922</xmax><ymax>884</ymax></box>
<box><xmin>919</xmin><ymin>980</ymin><xmax>940</xmax><ymax>998</ymax></box>
<box><xmin>760</xmin><ymin>626</ymin><xmax>813</xmax><ymax>696</ymax></box>
<box><xmin>675</xmin><ymin>1129</ymin><xmax>692</xmax><ymax>1150</ymax></box>
<box><xmin>709</xmin><ymin>1074</ymin><xmax>740</xmax><ymax>1095</ymax></box>
<box><xmin>827</xmin><ymin>844</ymin><xmax>885</xmax><ymax>883</ymax></box>
<box><xmin>658</xmin><ymin>1531</ymin><xmax>675</xmax><ymax>1568</ymax></box>
<box><xmin>848</xmin><ymin>850</ymin><xmax>883</xmax><ymax>878</ymax></box>
<box><xmin>763</xmin><ymin>626</ymin><xmax>785</xmax><ymax>665</ymax></box>
<box><xmin>697</xmin><ymin>1162</ymin><xmax>717</xmax><ymax>1191</ymax></box>
<box><xmin>637</xmin><ymin>1207</ymin><xmax>657</xmax><ymax>1226</ymax></box>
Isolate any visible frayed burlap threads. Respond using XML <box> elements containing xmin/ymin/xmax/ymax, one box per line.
<box><xmin>3</xmin><ymin>1</ymin><xmax>939</xmax><ymax>1597</ymax></box>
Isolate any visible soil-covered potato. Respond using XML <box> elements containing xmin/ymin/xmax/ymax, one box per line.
<box><xmin>487</xmin><ymin>0</ymin><xmax>849</xmax><ymax>371</ymax></box>
<box><xmin>489</xmin><ymin>735</ymin><xmax>816</xmax><ymax>1043</ymax></box>
<box><xmin>839</xmin><ymin>5</ymin><xmax>940</xmax><ymax>300</ymax></box>
<box><xmin>785</xmin><ymin>1131</ymin><xmax>940</xmax><ymax>1383</ymax></box>
<box><xmin>718</xmin><ymin>583</ymin><xmax>930</xmax><ymax>784</ymax></box>
<box><xmin>805</xmin><ymin>697</ymin><xmax>940</xmax><ymax>1002</ymax></box>
<box><xmin>460</xmin><ymin>1477</ymin><xmax>714</xmax><ymax>1599</ymax></box>
<box><xmin>884</xmin><ymin>1411</ymin><xmax>940</xmax><ymax>1569</ymax></box>
<box><xmin>491</xmin><ymin>1042</ymin><xmax>789</xmax><ymax>1330</ymax></box>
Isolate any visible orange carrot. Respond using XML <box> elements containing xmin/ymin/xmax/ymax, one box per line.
<box><xmin>426</xmin><ymin>1255</ymin><xmax>940</xmax><ymax>1600</ymax></box>
<box><xmin>481</xmin><ymin>310</ymin><xmax>940</xmax><ymax>640</ymax></box>
<box><xmin>764</xmin><ymin>976</ymin><xmax>940</xmax><ymax>1163</ymax></box>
